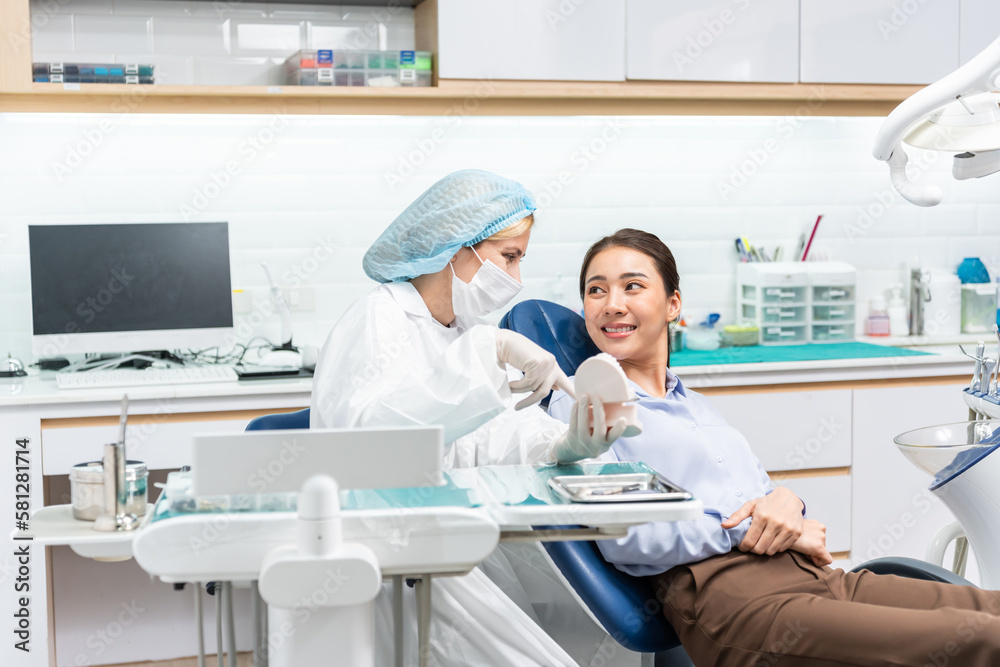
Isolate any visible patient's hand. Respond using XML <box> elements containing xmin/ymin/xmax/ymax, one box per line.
<box><xmin>793</xmin><ymin>519</ymin><xmax>833</xmax><ymax>567</ymax></box>
<box><xmin>721</xmin><ymin>486</ymin><xmax>804</xmax><ymax>557</ymax></box>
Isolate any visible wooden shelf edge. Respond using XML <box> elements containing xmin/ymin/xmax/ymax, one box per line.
<box><xmin>0</xmin><ymin>80</ymin><xmax>921</xmax><ymax>116</ymax></box>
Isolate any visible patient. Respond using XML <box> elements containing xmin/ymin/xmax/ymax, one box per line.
<box><xmin>549</xmin><ymin>228</ymin><xmax>1000</xmax><ymax>666</ymax></box>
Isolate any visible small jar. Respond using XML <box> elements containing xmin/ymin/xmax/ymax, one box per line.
<box><xmin>70</xmin><ymin>460</ymin><xmax>148</xmax><ymax>521</ymax></box>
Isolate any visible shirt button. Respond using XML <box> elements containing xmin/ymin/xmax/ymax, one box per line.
<box><xmin>735</xmin><ymin>491</ymin><xmax>743</xmax><ymax>497</ymax></box>
<box><xmin>716</xmin><ymin>456</ymin><xmax>723</xmax><ymax>463</ymax></box>
<box><xmin>688</xmin><ymin>422</ymin><xmax>696</xmax><ymax>429</ymax></box>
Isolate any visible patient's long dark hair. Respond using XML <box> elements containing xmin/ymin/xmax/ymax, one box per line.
<box><xmin>579</xmin><ymin>228</ymin><xmax>681</xmax><ymax>365</ymax></box>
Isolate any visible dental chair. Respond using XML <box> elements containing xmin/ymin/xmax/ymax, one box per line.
<box><xmin>245</xmin><ymin>408</ymin><xmax>311</xmax><ymax>431</ymax></box>
<box><xmin>500</xmin><ymin>299</ymin><xmax>976</xmax><ymax>667</ymax></box>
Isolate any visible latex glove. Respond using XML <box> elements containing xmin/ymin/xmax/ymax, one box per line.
<box><xmin>550</xmin><ymin>394</ymin><xmax>627</xmax><ymax>463</ymax></box>
<box><xmin>495</xmin><ymin>329</ymin><xmax>576</xmax><ymax>410</ymax></box>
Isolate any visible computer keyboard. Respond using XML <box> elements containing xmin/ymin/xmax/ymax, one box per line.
<box><xmin>56</xmin><ymin>365</ymin><xmax>240</xmax><ymax>390</ymax></box>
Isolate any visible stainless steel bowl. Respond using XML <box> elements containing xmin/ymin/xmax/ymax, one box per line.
<box><xmin>70</xmin><ymin>460</ymin><xmax>148</xmax><ymax>521</ymax></box>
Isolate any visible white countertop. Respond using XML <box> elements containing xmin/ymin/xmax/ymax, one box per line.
<box><xmin>0</xmin><ymin>370</ymin><xmax>312</xmax><ymax>407</ymax></box>
<box><xmin>0</xmin><ymin>344</ymin><xmax>981</xmax><ymax>405</ymax></box>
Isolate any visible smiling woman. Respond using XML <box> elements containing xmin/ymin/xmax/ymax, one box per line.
<box><xmin>579</xmin><ymin>228</ymin><xmax>682</xmax><ymax>395</ymax></box>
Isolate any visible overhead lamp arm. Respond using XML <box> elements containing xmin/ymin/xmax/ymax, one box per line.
<box><xmin>873</xmin><ymin>37</ymin><xmax>1000</xmax><ymax>206</ymax></box>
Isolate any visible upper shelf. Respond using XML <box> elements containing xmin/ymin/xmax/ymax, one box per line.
<box><xmin>0</xmin><ymin>79</ymin><xmax>921</xmax><ymax>116</ymax></box>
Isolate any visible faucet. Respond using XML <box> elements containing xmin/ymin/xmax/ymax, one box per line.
<box><xmin>910</xmin><ymin>269</ymin><xmax>931</xmax><ymax>336</ymax></box>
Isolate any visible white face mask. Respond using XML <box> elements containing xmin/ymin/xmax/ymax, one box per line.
<box><xmin>451</xmin><ymin>247</ymin><xmax>523</xmax><ymax>318</ymax></box>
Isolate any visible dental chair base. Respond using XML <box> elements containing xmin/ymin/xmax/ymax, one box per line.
<box><xmin>258</xmin><ymin>475</ymin><xmax>383</xmax><ymax>666</ymax></box>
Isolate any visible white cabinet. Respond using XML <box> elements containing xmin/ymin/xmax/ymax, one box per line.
<box><xmin>800</xmin><ymin>0</ymin><xmax>961</xmax><ymax>84</ymax></box>
<box><xmin>959</xmin><ymin>0</ymin><xmax>1000</xmax><ymax>65</ymax></box>
<box><xmin>435</xmin><ymin>0</ymin><xmax>626</xmax><ymax>81</ymax></box>
<box><xmin>711</xmin><ymin>389</ymin><xmax>852</xmax><ymax>472</ymax></box>
<box><xmin>781</xmin><ymin>475</ymin><xmax>852</xmax><ymax>553</ymax></box>
<box><xmin>625</xmin><ymin>0</ymin><xmax>798</xmax><ymax>82</ymax></box>
<box><xmin>851</xmin><ymin>382</ymin><xmax>971</xmax><ymax>574</ymax></box>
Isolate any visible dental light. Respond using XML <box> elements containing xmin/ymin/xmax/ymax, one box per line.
<box><xmin>873</xmin><ymin>37</ymin><xmax>1000</xmax><ymax>206</ymax></box>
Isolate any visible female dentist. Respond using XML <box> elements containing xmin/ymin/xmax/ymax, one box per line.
<box><xmin>310</xmin><ymin>169</ymin><xmax>627</xmax><ymax>666</ymax></box>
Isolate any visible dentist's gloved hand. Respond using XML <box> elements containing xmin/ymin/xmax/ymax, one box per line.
<box><xmin>495</xmin><ymin>329</ymin><xmax>576</xmax><ymax>410</ymax></box>
<box><xmin>550</xmin><ymin>394</ymin><xmax>627</xmax><ymax>463</ymax></box>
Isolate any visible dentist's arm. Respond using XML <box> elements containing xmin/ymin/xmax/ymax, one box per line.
<box><xmin>549</xmin><ymin>393</ymin><xmax>627</xmax><ymax>463</ymax></box>
<box><xmin>495</xmin><ymin>329</ymin><xmax>576</xmax><ymax>410</ymax></box>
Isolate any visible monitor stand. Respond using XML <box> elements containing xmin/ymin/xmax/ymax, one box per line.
<box><xmin>62</xmin><ymin>351</ymin><xmax>186</xmax><ymax>373</ymax></box>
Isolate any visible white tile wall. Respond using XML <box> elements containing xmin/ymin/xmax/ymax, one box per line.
<box><xmin>29</xmin><ymin>0</ymin><xmax>417</xmax><ymax>84</ymax></box>
<box><xmin>1</xmin><ymin>113</ymin><xmax>999</xmax><ymax>364</ymax></box>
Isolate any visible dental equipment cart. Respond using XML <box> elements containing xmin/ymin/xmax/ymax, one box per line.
<box><xmin>22</xmin><ymin>451</ymin><xmax>702</xmax><ymax>667</ymax></box>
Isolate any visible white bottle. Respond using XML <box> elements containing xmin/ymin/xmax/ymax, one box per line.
<box><xmin>887</xmin><ymin>284</ymin><xmax>908</xmax><ymax>337</ymax></box>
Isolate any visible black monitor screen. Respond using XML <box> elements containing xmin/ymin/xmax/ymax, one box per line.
<box><xmin>29</xmin><ymin>222</ymin><xmax>233</xmax><ymax>336</ymax></box>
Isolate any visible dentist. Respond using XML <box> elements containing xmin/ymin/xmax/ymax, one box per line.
<box><xmin>311</xmin><ymin>169</ymin><xmax>627</xmax><ymax>666</ymax></box>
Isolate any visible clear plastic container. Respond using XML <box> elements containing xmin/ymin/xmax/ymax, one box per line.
<box><xmin>761</xmin><ymin>286</ymin><xmax>807</xmax><ymax>304</ymax></box>
<box><xmin>758</xmin><ymin>304</ymin><xmax>807</xmax><ymax>323</ymax></box>
<box><xmin>812</xmin><ymin>304</ymin><xmax>855</xmax><ymax>321</ymax></box>
<box><xmin>962</xmin><ymin>283</ymin><xmax>999</xmax><ymax>333</ymax></box>
<box><xmin>894</xmin><ymin>420</ymin><xmax>1000</xmax><ymax>479</ymax></box>
<box><xmin>811</xmin><ymin>322</ymin><xmax>855</xmax><ymax>342</ymax></box>
<box><xmin>812</xmin><ymin>285</ymin><xmax>855</xmax><ymax>302</ymax></box>
<box><xmin>760</xmin><ymin>325</ymin><xmax>808</xmax><ymax>345</ymax></box>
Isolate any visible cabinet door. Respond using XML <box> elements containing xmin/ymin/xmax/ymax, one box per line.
<box><xmin>852</xmin><ymin>383</ymin><xmax>972</xmax><ymax>576</ymax></box>
<box><xmin>709</xmin><ymin>389</ymin><xmax>852</xmax><ymax>472</ymax></box>
<box><xmin>959</xmin><ymin>0</ymin><xmax>1000</xmax><ymax>65</ymax></box>
<box><xmin>780</xmin><ymin>474</ymin><xmax>852</xmax><ymax>553</ymax></box>
<box><xmin>436</xmin><ymin>0</ymin><xmax>626</xmax><ymax>81</ymax></box>
<box><xmin>626</xmin><ymin>0</ymin><xmax>798</xmax><ymax>82</ymax></box>
<box><xmin>800</xmin><ymin>0</ymin><xmax>960</xmax><ymax>84</ymax></box>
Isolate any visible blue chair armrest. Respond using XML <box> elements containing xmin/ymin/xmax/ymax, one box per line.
<box><xmin>851</xmin><ymin>556</ymin><xmax>976</xmax><ymax>586</ymax></box>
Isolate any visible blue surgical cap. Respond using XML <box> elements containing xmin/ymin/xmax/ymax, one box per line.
<box><xmin>363</xmin><ymin>169</ymin><xmax>536</xmax><ymax>283</ymax></box>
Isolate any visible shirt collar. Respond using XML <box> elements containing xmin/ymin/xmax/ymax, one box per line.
<box><xmin>627</xmin><ymin>366</ymin><xmax>684</xmax><ymax>399</ymax></box>
<box><xmin>383</xmin><ymin>281</ymin><xmax>472</xmax><ymax>331</ymax></box>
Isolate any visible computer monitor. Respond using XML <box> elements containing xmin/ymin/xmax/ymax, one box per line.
<box><xmin>29</xmin><ymin>222</ymin><xmax>234</xmax><ymax>357</ymax></box>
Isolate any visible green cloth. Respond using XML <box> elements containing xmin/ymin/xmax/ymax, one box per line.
<box><xmin>671</xmin><ymin>342</ymin><xmax>931</xmax><ymax>367</ymax></box>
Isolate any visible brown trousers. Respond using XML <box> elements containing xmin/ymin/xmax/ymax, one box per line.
<box><xmin>650</xmin><ymin>550</ymin><xmax>1000</xmax><ymax>667</ymax></box>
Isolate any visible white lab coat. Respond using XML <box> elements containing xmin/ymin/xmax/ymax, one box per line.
<box><xmin>311</xmin><ymin>282</ymin><xmax>630</xmax><ymax>667</ymax></box>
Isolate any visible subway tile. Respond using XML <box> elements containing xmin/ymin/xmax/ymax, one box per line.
<box><xmin>190</xmin><ymin>1</ymin><xmax>267</xmax><ymax>19</ymax></box>
<box><xmin>266</xmin><ymin>3</ymin><xmax>344</xmax><ymax>20</ymax></box>
<box><xmin>75</xmin><ymin>15</ymin><xmax>153</xmax><ymax>54</ymax></box>
<box><xmin>30</xmin><ymin>0</ymin><xmax>113</xmax><ymax>16</ymax></box>
<box><xmin>30</xmin><ymin>14</ymin><xmax>74</xmax><ymax>54</ymax></box>
<box><xmin>306</xmin><ymin>23</ymin><xmax>375</xmax><ymax>50</ymax></box>
<box><xmin>192</xmin><ymin>55</ymin><xmax>273</xmax><ymax>86</ymax></box>
<box><xmin>232</xmin><ymin>20</ymin><xmax>304</xmax><ymax>53</ymax></box>
<box><xmin>153</xmin><ymin>17</ymin><xmax>231</xmax><ymax>55</ymax></box>
<box><xmin>114</xmin><ymin>1</ymin><xmax>192</xmax><ymax>17</ymax></box>
<box><xmin>977</xmin><ymin>205</ymin><xmax>1000</xmax><ymax>234</ymax></box>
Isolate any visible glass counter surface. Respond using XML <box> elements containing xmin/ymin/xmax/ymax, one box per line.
<box><xmin>151</xmin><ymin>461</ymin><xmax>664</xmax><ymax>522</ymax></box>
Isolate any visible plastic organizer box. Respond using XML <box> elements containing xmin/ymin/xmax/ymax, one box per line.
<box><xmin>33</xmin><ymin>62</ymin><xmax>154</xmax><ymax>84</ymax></box>
<box><xmin>284</xmin><ymin>49</ymin><xmax>432</xmax><ymax>87</ymax></box>
<box><xmin>738</xmin><ymin>261</ymin><xmax>857</xmax><ymax>345</ymax></box>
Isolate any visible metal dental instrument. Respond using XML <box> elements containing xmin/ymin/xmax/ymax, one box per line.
<box><xmin>95</xmin><ymin>394</ymin><xmax>138</xmax><ymax>531</ymax></box>
<box><xmin>992</xmin><ymin>324</ymin><xmax>1000</xmax><ymax>396</ymax></box>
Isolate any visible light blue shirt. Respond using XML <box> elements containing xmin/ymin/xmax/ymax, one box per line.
<box><xmin>548</xmin><ymin>367</ymin><xmax>775</xmax><ymax>577</ymax></box>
